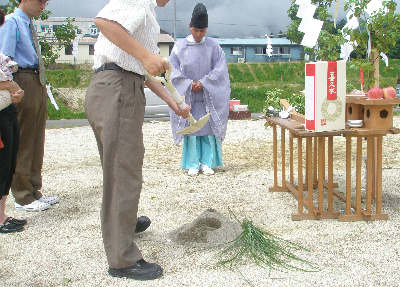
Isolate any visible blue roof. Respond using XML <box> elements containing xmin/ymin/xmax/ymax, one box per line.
<box><xmin>216</xmin><ymin>38</ymin><xmax>294</xmax><ymax>46</ymax></box>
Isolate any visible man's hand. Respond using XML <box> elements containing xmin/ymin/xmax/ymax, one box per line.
<box><xmin>191</xmin><ymin>81</ymin><xmax>203</xmax><ymax>93</ymax></box>
<box><xmin>142</xmin><ymin>54</ymin><xmax>169</xmax><ymax>76</ymax></box>
<box><xmin>0</xmin><ymin>81</ymin><xmax>24</xmax><ymax>104</ymax></box>
<box><xmin>11</xmin><ymin>89</ymin><xmax>24</xmax><ymax>104</ymax></box>
<box><xmin>175</xmin><ymin>105</ymin><xmax>191</xmax><ymax>119</ymax></box>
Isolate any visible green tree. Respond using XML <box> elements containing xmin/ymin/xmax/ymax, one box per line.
<box><xmin>344</xmin><ymin>0</ymin><xmax>400</xmax><ymax>88</ymax></box>
<box><xmin>2</xmin><ymin>0</ymin><xmax>76</xmax><ymax>67</ymax></box>
<box><xmin>287</xmin><ymin>0</ymin><xmax>345</xmax><ymax>61</ymax></box>
<box><xmin>287</xmin><ymin>0</ymin><xmax>400</xmax><ymax>89</ymax></box>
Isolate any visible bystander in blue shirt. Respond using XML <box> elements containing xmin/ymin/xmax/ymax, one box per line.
<box><xmin>0</xmin><ymin>8</ymin><xmax>38</xmax><ymax>68</ymax></box>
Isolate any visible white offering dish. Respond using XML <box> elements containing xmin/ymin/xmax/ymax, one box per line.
<box><xmin>348</xmin><ymin>120</ymin><xmax>363</xmax><ymax>125</ymax></box>
<box><xmin>347</xmin><ymin>119</ymin><xmax>363</xmax><ymax>128</ymax></box>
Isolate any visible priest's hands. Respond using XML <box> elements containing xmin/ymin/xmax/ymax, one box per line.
<box><xmin>191</xmin><ymin>81</ymin><xmax>203</xmax><ymax>93</ymax></box>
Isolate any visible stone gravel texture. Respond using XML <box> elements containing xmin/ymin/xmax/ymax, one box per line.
<box><xmin>1</xmin><ymin>118</ymin><xmax>400</xmax><ymax>287</ymax></box>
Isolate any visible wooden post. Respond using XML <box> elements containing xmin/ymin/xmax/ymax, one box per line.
<box><xmin>345</xmin><ymin>136</ymin><xmax>352</xmax><ymax>215</ymax></box>
<box><xmin>306</xmin><ymin>137</ymin><xmax>313</xmax><ymax>214</ymax></box>
<box><xmin>318</xmin><ymin>137</ymin><xmax>324</xmax><ymax>213</ymax></box>
<box><xmin>298</xmin><ymin>137</ymin><xmax>303</xmax><ymax>214</ymax></box>
<box><xmin>366</xmin><ymin>136</ymin><xmax>374</xmax><ymax>214</ymax></box>
<box><xmin>281</xmin><ymin>128</ymin><xmax>286</xmax><ymax>189</ymax></box>
<box><xmin>328</xmin><ymin>136</ymin><xmax>334</xmax><ymax>213</ymax></box>
<box><xmin>376</xmin><ymin>136</ymin><xmax>383</xmax><ymax>214</ymax></box>
<box><xmin>313</xmin><ymin>138</ymin><xmax>318</xmax><ymax>185</ymax></box>
<box><xmin>273</xmin><ymin>125</ymin><xmax>277</xmax><ymax>189</ymax></box>
<box><xmin>289</xmin><ymin>134</ymin><xmax>294</xmax><ymax>185</ymax></box>
<box><xmin>355</xmin><ymin>137</ymin><xmax>362</xmax><ymax>215</ymax></box>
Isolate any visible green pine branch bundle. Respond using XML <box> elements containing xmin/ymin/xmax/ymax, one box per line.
<box><xmin>218</xmin><ymin>210</ymin><xmax>319</xmax><ymax>273</ymax></box>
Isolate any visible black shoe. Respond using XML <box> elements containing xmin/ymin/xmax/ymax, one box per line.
<box><xmin>0</xmin><ymin>218</ymin><xmax>24</xmax><ymax>233</ymax></box>
<box><xmin>7</xmin><ymin>217</ymin><xmax>27</xmax><ymax>226</ymax></box>
<box><xmin>135</xmin><ymin>216</ymin><xmax>151</xmax><ymax>233</ymax></box>
<box><xmin>108</xmin><ymin>259</ymin><xmax>163</xmax><ymax>280</ymax></box>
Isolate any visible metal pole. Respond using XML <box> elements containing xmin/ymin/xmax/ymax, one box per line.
<box><xmin>173</xmin><ymin>0</ymin><xmax>176</xmax><ymax>40</ymax></box>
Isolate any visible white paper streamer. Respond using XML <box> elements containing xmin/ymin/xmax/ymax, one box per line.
<box><xmin>46</xmin><ymin>84</ymin><xmax>59</xmax><ymax>110</ymax></box>
<box><xmin>301</xmin><ymin>19</ymin><xmax>323</xmax><ymax>48</ymax></box>
<box><xmin>296</xmin><ymin>0</ymin><xmax>323</xmax><ymax>49</ymax></box>
<box><xmin>366</xmin><ymin>0</ymin><xmax>384</xmax><ymax>16</ymax></box>
<box><xmin>266</xmin><ymin>35</ymin><xmax>273</xmax><ymax>57</ymax></box>
<box><xmin>380</xmin><ymin>52</ymin><xmax>389</xmax><ymax>67</ymax></box>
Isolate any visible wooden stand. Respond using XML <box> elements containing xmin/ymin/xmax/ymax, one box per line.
<box><xmin>346</xmin><ymin>96</ymin><xmax>400</xmax><ymax>129</ymax></box>
<box><xmin>265</xmin><ymin>116</ymin><xmax>400</xmax><ymax>222</ymax></box>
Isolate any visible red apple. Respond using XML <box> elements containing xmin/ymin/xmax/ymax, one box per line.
<box><xmin>367</xmin><ymin>87</ymin><xmax>384</xmax><ymax>100</ymax></box>
<box><xmin>383</xmin><ymin>86</ymin><xmax>396</xmax><ymax>99</ymax></box>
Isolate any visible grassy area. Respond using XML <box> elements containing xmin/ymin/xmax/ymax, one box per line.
<box><xmin>46</xmin><ymin>60</ymin><xmax>400</xmax><ymax>119</ymax></box>
<box><xmin>47</xmin><ymin>98</ymin><xmax>86</xmax><ymax>120</ymax></box>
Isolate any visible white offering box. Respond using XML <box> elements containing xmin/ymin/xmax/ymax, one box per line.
<box><xmin>305</xmin><ymin>60</ymin><xmax>346</xmax><ymax>132</ymax></box>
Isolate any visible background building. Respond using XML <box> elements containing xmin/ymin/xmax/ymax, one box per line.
<box><xmin>216</xmin><ymin>38</ymin><xmax>304</xmax><ymax>63</ymax></box>
<box><xmin>34</xmin><ymin>17</ymin><xmax>175</xmax><ymax>65</ymax></box>
<box><xmin>34</xmin><ymin>18</ymin><xmax>303</xmax><ymax>66</ymax></box>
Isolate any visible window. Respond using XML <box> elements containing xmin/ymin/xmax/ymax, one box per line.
<box><xmin>89</xmin><ymin>44</ymin><xmax>95</xmax><ymax>56</ymax></box>
<box><xmin>254</xmin><ymin>47</ymin><xmax>266</xmax><ymax>55</ymax></box>
<box><xmin>231</xmin><ymin>47</ymin><xmax>243</xmax><ymax>56</ymax></box>
<box><xmin>272</xmin><ymin>47</ymin><xmax>279</xmax><ymax>55</ymax></box>
<box><xmin>65</xmin><ymin>44</ymin><xmax>73</xmax><ymax>55</ymax></box>
<box><xmin>281</xmin><ymin>47</ymin><xmax>290</xmax><ymax>55</ymax></box>
<box><xmin>76</xmin><ymin>28</ymin><xmax>82</xmax><ymax>35</ymax></box>
<box><xmin>40</xmin><ymin>25</ymin><xmax>49</xmax><ymax>32</ymax></box>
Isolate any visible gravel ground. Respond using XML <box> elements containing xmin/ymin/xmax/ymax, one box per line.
<box><xmin>1</xmin><ymin>118</ymin><xmax>400</xmax><ymax>287</ymax></box>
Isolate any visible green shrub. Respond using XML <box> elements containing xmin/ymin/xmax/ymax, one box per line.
<box><xmin>46</xmin><ymin>69</ymin><xmax>92</xmax><ymax>88</ymax></box>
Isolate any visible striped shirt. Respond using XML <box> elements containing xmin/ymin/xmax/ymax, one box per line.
<box><xmin>93</xmin><ymin>0</ymin><xmax>160</xmax><ymax>75</ymax></box>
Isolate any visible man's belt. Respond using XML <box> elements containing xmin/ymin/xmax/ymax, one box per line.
<box><xmin>18</xmin><ymin>67</ymin><xmax>39</xmax><ymax>74</ymax></box>
<box><xmin>94</xmin><ymin>63</ymin><xmax>144</xmax><ymax>79</ymax></box>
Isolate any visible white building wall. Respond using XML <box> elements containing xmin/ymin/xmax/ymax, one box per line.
<box><xmin>37</xmin><ymin>17</ymin><xmax>174</xmax><ymax>65</ymax></box>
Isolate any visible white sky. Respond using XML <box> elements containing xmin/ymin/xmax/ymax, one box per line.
<box><xmin>1</xmin><ymin>0</ymin><xmax>399</xmax><ymax>37</ymax></box>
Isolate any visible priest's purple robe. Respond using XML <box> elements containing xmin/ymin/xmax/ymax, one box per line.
<box><xmin>168</xmin><ymin>36</ymin><xmax>230</xmax><ymax>145</ymax></box>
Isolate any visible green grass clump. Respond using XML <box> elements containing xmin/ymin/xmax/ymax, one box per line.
<box><xmin>47</xmin><ymin>98</ymin><xmax>86</xmax><ymax>120</ymax></box>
